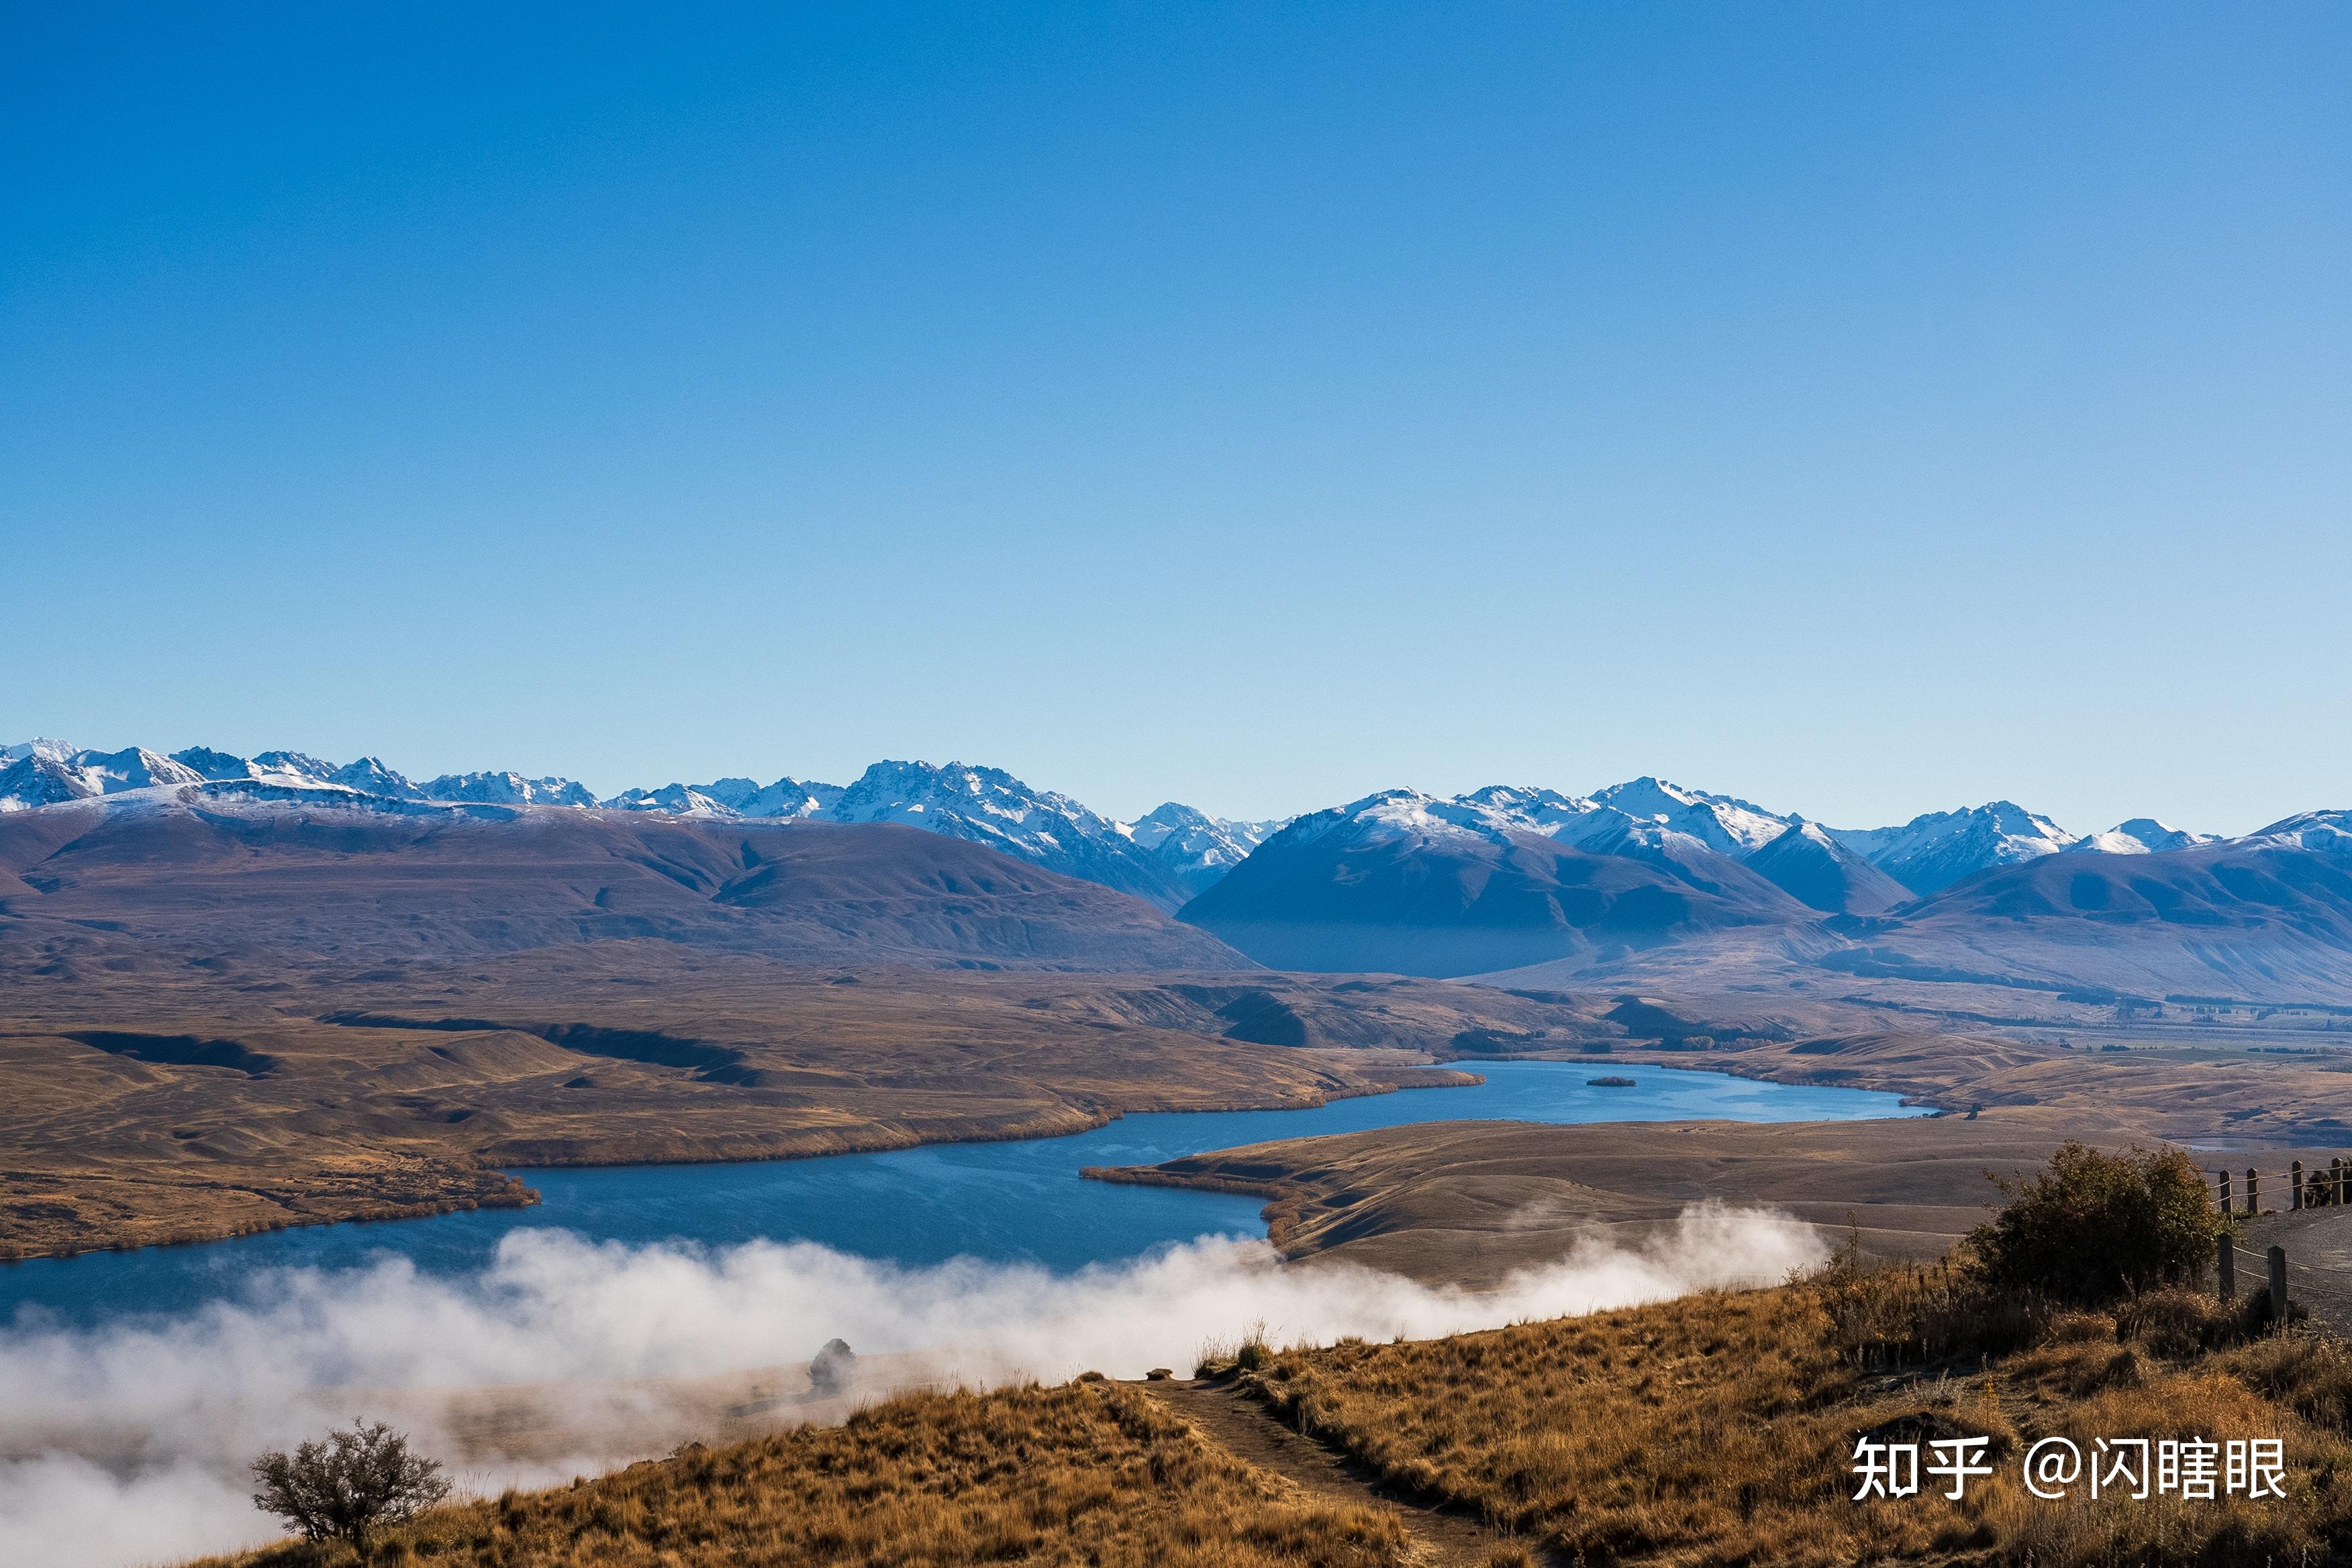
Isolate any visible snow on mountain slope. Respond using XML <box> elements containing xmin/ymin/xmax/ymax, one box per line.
<box><xmin>1744</xmin><ymin>820</ymin><xmax>1911</xmax><ymax>915</ymax></box>
<box><xmin>729</xmin><ymin>776</ymin><xmax>844</xmax><ymax>818</ymax></box>
<box><xmin>166</xmin><ymin>746</ymin><xmax>260</xmax><ymax>781</ymax></box>
<box><xmin>822</xmin><ymin>760</ymin><xmax>1191</xmax><ymax>909</ymax></box>
<box><xmin>420</xmin><ymin>771</ymin><xmax>597</xmax><ymax>807</ymax></box>
<box><xmin>604</xmin><ymin>783</ymin><xmax>742</xmax><ymax>818</ymax></box>
<box><xmin>1587</xmin><ymin>777</ymin><xmax>1796</xmax><ymax>855</ymax></box>
<box><xmin>252</xmin><ymin>750</ymin><xmax>339</xmax><ymax>784</ymax></box>
<box><xmin>1128</xmin><ymin>801</ymin><xmax>1285</xmax><ymax>895</ymax></box>
<box><xmin>2243</xmin><ymin>810</ymin><xmax>2352</xmax><ymax>864</ymax></box>
<box><xmin>328</xmin><ymin>756</ymin><xmax>420</xmax><ymax>796</ymax></box>
<box><xmin>1827</xmin><ymin>801</ymin><xmax>2077</xmax><ymax>894</ymax></box>
<box><xmin>0</xmin><ymin>746</ymin><xmax>203</xmax><ymax>810</ymax></box>
<box><xmin>0</xmin><ymin>754</ymin><xmax>94</xmax><ymax>812</ymax></box>
<box><xmin>605</xmin><ymin>775</ymin><xmax>845</xmax><ymax>819</ymax></box>
<box><xmin>2065</xmin><ymin>818</ymin><xmax>2218</xmax><ymax>856</ymax></box>
<box><xmin>1179</xmin><ymin>786</ymin><xmax>1810</xmax><ymax>976</ymax></box>
<box><xmin>1453</xmin><ymin>785</ymin><xmax>1606</xmax><ymax>835</ymax></box>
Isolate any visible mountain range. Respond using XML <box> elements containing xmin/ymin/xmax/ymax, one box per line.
<box><xmin>9</xmin><ymin>738</ymin><xmax>2345</xmax><ymax>997</ymax></box>
<box><xmin>0</xmin><ymin>742</ymin><xmax>2225</xmax><ymax>902</ymax></box>
<box><xmin>0</xmin><ymin>742</ymin><xmax>1278</xmax><ymax>912</ymax></box>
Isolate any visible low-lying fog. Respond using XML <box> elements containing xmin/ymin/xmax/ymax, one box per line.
<box><xmin>0</xmin><ymin>1204</ymin><xmax>1823</xmax><ymax>1567</ymax></box>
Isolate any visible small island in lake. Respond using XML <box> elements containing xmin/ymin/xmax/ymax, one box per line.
<box><xmin>1587</xmin><ymin>1075</ymin><xmax>1638</xmax><ymax>1087</ymax></box>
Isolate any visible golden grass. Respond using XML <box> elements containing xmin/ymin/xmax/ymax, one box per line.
<box><xmin>186</xmin><ymin>1380</ymin><xmax>1415</xmax><ymax>1568</ymax></box>
<box><xmin>1224</xmin><ymin>1275</ymin><xmax>2352</xmax><ymax>1566</ymax></box>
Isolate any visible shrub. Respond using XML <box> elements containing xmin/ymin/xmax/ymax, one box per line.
<box><xmin>1967</xmin><ymin>1140</ymin><xmax>2224</xmax><ymax>1305</ymax></box>
<box><xmin>250</xmin><ymin>1420</ymin><xmax>450</xmax><ymax>1557</ymax></box>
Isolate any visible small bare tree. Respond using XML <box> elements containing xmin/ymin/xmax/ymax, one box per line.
<box><xmin>251</xmin><ymin>1419</ymin><xmax>450</xmax><ymax>1557</ymax></box>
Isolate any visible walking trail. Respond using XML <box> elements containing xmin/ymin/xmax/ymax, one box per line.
<box><xmin>1140</xmin><ymin>1376</ymin><xmax>1552</xmax><ymax>1568</ymax></box>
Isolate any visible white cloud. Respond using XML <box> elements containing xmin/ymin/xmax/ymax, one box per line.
<box><xmin>0</xmin><ymin>1204</ymin><xmax>1822</xmax><ymax>1567</ymax></box>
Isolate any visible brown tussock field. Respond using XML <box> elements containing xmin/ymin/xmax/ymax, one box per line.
<box><xmin>178</xmin><ymin>1269</ymin><xmax>2352</xmax><ymax>1568</ymax></box>
<box><xmin>1215</xmin><ymin>1271</ymin><xmax>2352</xmax><ymax>1566</ymax></box>
<box><xmin>185</xmin><ymin>1379</ymin><xmax>1420</xmax><ymax>1568</ymax></box>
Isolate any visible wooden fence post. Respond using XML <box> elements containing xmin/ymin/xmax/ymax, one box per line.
<box><xmin>2294</xmin><ymin>1161</ymin><xmax>2305</xmax><ymax>1210</ymax></box>
<box><xmin>2219</xmin><ymin>1233</ymin><xmax>2235</xmax><ymax>1301</ymax></box>
<box><xmin>2220</xmin><ymin>1171</ymin><xmax>2233</xmax><ymax>1216</ymax></box>
<box><xmin>2247</xmin><ymin>1167</ymin><xmax>2259</xmax><ymax>1216</ymax></box>
<box><xmin>2269</xmin><ymin>1245</ymin><xmax>2288</xmax><ymax>1326</ymax></box>
<box><xmin>2337</xmin><ymin>1157</ymin><xmax>2347</xmax><ymax>1205</ymax></box>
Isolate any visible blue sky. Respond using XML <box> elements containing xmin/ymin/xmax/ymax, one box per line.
<box><xmin>5</xmin><ymin>4</ymin><xmax>2345</xmax><ymax>833</ymax></box>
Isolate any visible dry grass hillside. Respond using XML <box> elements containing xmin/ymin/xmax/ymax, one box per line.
<box><xmin>1216</xmin><ymin>1272</ymin><xmax>2352</xmax><ymax>1566</ymax></box>
<box><xmin>184</xmin><ymin>1380</ymin><xmax>1418</xmax><ymax>1568</ymax></box>
<box><xmin>175</xmin><ymin>1269</ymin><xmax>2352</xmax><ymax>1568</ymax></box>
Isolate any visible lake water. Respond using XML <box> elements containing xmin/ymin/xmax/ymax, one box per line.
<box><xmin>0</xmin><ymin>1062</ymin><xmax>1927</xmax><ymax>1327</ymax></box>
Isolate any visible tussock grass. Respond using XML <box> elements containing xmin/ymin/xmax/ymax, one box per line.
<box><xmin>1222</xmin><ymin>1270</ymin><xmax>2352</xmax><ymax>1566</ymax></box>
<box><xmin>188</xmin><ymin>1380</ymin><xmax>1413</xmax><ymax>1568</ymax></box>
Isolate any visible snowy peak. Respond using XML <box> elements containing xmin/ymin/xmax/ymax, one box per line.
<box><xmin>0</xmin><ymin>745</ymin><xmax>203</xmax><ymax>811</ymax></box>
<box><xmin>819</xmin><ymin>761</ymin><xmax>1190</xmax><ymax>909</ymax></box>
<box><xmin>602</xmin><ymin>775</ymin><xmax>844</xmax><ymax>819</ymax></box>
<box><xmin>419</xmin><ymin>771</ymin><xmax>597</xmax><ymax>807</ymax></box>
<box><xmin>722</xmin><ymin>775</ymin><xmax>844</xmax><ymax>819</ymax></box>
<box><xmin>1828</xmin><ymin>801</ymin><xmax>2077</xmax><ymax>895</ymax></box>
<box><xmin>828</xmin><ymin>760</ymin><xmax>1113</xmax><ymax>839</ymax></box>
<box><xmin>605</xmin><ymin>782</ymin><xmax>742</xmax><ymax>818</ymax></box>
<box><xmin>0</xmin><ymin>753</ymin><xmax>97</xmax><ymax>812</ymax></box>
<box><xmin>168</xmin><ymin>746</ymin><xmax>260</xmax><ymax>781</ymax></box>
<box><xmin>1127</xmin><ymin>801</ymin><xmax>1285</xmax><ymax>894</ymax></box>
<box><xmin>1586</xmin><ymin>777</ymin><xmax>1796</xmax><ymax>855</ymax></box>
<box><xmin>2065</xmin><ymin>818</ymin><xmax>2219</xmax><ymax>856</ymax></box>
<box><xmin>1456</xmin><ymin>785</ymin><xmax>1606</xmax><ymax>835</ymax></box>
<box><xmin>2244</xmin><ymin>810</ymin><xmax>2352</xmax><ymax>863</ymax></box>
<box><xmin>329</xmin><ymin>757</ymin><xmax>420</xmax><ymax>797</ymax></box>
<box><xmin>1745</xmin><ymin>820</ymin><xmax>1910</xmax><ymax>915</ymax></box>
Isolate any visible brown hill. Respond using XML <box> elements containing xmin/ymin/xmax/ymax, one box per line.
<box><xmin>0</xmin><ymin>793</ymin><xmax>1243</xmax><ymax>971</ymax></box>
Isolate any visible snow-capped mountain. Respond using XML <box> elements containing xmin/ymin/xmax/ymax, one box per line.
<box><xmin>1181</xmin><ymin>786</ymin><xmax>1810</xmax><ymax>975</ymax></box>
<box><xmin>822</xmin><ymin>760</ymin><xmax>1191</xmax><ymax>908</ymax></box>
<box><xmin>416</xmin><ymin>771</ymin><xmax>597</xmax><ymax>807</ymax></box>
<box><xmin>1826</xmin><ymin>801</ymin><xmax>2078</xmax><ymax>895</ymax></box>
<box><xmin>0</xmin><ymin>736</ymin><xmax>2260</xmax><ymax>917</ymax></box>
<box><xmin>605</xmin><ymin>775</ymin><xmax>844</xmax><ymax>820</ymax></box>
<box><xmin>1743</xmin><ymin>820</ymin><xmax>1911</xmax><ymax>915</ymax></box>
<box><xmin>2064</xmin><ymin>818</ymin><xmax>2220</xmax><ymax>856</ymax></box>
<box><xmin>1586</xmin><ymin>777</ymin><xmax>1796</xmax><ymax>856</ymax></box>
<box><xmin>2241</xmin><ymin>810</ymin><xmax>2352</xmax><ymax>864</ymax></box>
<box><xmin>0</xmin><ymin>746</ymin><xmax>203</xmax><ymax>811</ymax></box>
<box><xmin>1126</xmin><ymin>802</ymin><xmax>1285</xmax><ymax>895</ymax></box>
<box><xmin>603</xmin><ymin>783</ymin><xmax>742</xmax><ymax>818</ymax></box>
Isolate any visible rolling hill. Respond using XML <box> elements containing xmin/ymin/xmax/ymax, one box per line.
<box><xmin>0</xmin><ymin>786</ymin><xmax>1244</xmax><ymax>973</ymax></box>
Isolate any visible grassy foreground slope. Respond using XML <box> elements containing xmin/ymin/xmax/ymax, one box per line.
<box><xmin>1221</xmin><ymin>1275</ymin><xmax>2352</xmax><ymax>1566</ymax></box>
<box><xmin>188</xmin><ymin>1381</ymin><xmax>1415</xmax><ymax>1568</ymax></box>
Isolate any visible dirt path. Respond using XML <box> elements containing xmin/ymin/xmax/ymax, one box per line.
<box><xmin>1142</xmin><ymin>1377</ymin><xmax>1542</xmax><ymax>1568</ymax></box>
<box><xmin>2239</xmin><ymin>1205</ymin><xmax>2352</xmax><ymax>1331</ymax></box>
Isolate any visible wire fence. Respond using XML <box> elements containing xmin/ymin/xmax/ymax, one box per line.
<box><xmin>2206</xmin><ymin>1156</ymin><xmax>2352</xmax><ymax>1218</ymax></box>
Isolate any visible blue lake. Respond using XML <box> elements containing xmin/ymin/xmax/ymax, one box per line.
<box><xmin>0</xmin><ymin>1062</ymin><xmax>1928</xmax><ymax>1327</ymax></box>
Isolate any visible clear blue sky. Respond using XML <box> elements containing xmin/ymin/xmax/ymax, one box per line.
<box><xmin>5</xmin><ymin>4</ymin><xmax>2345</xmax><ymax>834</ymax></box>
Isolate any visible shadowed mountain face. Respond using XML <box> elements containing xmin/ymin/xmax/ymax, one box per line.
<box><xmin>1178</xmin><ymin>795</ymin><xmax>1808</xmax><ymax>978</ymax></box>
<box><xmin>1851</xmin><ymin>838</ymin><xmax>2352</xmax><ymax>995</ymax></box>
<box><xmin>0</xmin><ymin>794</ymin><xmax>1246</xmax><ymax>972</ymax></box>
<box><xmin>1177</xmin><ymin>791</ymin><xmax>2352</xmax><ymax>1001</ymax></box>
<box><xmin>1745</xmin><ymin>822</ymin><xmax>1911</xmax><ymax>916</ymax></box>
